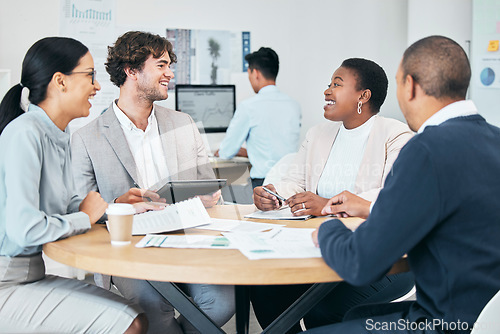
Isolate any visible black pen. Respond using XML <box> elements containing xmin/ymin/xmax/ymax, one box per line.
<box><xmin>262</xmin><ymin>186</ymin><xmax>287</xmax><ymax>202</ymax></box>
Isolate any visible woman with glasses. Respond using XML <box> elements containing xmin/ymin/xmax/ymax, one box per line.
<box><xmin>0</xmin><ymin>37</ymin><xmax>147</xmax><ymax>333</ymax></box>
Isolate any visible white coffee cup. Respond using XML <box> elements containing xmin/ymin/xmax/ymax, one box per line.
<box><xmin>106</xmin><ymin>204</ymin><xmax>135</xmax><ymax>246</ymax></box>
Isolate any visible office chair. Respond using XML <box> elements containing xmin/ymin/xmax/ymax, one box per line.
<box><xmin>470</xmin><ymin>289</ymin><xmax>500</xmax><ymax>334</ymax></box>
<box><xmin>263</xmin><ymin>153</ymin><xmax>297</xmax><ymax>186</ymax></box>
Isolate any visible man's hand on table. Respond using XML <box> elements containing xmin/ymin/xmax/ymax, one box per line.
<box><xmin>312</xmin><ymin>191</ymin><xmax>372</xmax><ymax>247</ymax></box>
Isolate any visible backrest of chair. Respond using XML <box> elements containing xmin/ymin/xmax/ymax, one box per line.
<box><xmin>263</xmin><ymin>153</ymin><xmax>297</xmax><ymax>186</ymax></box>
<box><xmin>470</xmin><ymin>290</ymin><xmax>500</xmax><ymax>333</ymax></box>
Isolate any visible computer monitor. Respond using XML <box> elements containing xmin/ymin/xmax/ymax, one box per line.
<box><xmin>175</xmin><ymin>84</ymin><xmax>236</xmax><ymax>133</ymax></box>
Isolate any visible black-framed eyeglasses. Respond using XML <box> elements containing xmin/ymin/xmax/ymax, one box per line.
<box><xmin>67</xmin><ymin>69</ymin><xmax>97</xmax><ymax>85</ymax></box>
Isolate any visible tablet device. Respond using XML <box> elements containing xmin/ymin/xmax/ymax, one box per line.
<box><xmin>153</xmin><ymin>179</ymin><xmax>227</xmax><ymax>204</ymax></box>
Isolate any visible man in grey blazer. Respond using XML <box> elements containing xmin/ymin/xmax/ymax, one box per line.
<box><xmin>71</xmin><ymin>31</ymin><xmax>235</xmax><ymax>334</ymax></box>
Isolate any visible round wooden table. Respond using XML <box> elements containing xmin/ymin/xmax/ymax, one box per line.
<box><xmin>44</xmin><ymin>204</ymin><xmax>408</xmax><ymax>285</ymax></box>
<box><xmin>44</xmin><ymin>204</ymin><xmax>409</xmax><ymax>334</ymax></box>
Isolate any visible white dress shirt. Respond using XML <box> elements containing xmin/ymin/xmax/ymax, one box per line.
<box><xmin>113</xmin><ymin>102</ymin><xmax>169</xmax><ymax>189</ymax></box>
<box><xmin>317</xmin><ymin>116</ymin><xmax>375</xmax><ymax>198</ymax></box>
<box><xmin>418</xmin><ymin>100</ymin><xmax>478</xmax><ymax>134</ymax></box>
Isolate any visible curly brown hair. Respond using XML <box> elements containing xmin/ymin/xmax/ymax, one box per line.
<box><xmin>105</xmin><ymin>31</ymin><xmax>177</xmax><ymax>87</ymax></box>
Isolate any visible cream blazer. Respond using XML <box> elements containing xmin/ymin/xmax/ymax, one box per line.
<box><xmin>275</xmin><ymin>115</ymin><xmax>413</xmax><ymax>202</ymax></box>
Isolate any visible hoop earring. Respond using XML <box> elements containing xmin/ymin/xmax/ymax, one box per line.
<box><xmin>357</xmin><ymin>101</ymin><xmax>362</xmax><ymax>114</ymax></box>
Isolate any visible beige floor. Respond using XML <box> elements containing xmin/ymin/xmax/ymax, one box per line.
<box><xmin>221</xmin><ymin>308</ymin><xmax>263</xmax><ymax>334</ymax></box>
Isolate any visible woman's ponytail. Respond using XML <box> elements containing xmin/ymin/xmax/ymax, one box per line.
<box><xmin>0</xmin><ymin>83</ymin><xmax>24</xmax><ymax>135</ymax></box>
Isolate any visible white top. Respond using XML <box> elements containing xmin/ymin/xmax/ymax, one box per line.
<box><xmin>417</xmin><ymin>100</ymin><xmax>478</xmax><ymax>134</ymax></box>
<box><xmin>113</xmin><ymin>102</ymin><xmax>169</xmax><ymax>189</ymax></box>
<box><xmin>316</xmin><ymin>116</ymin><xmax>375</xmax><ymax>198</ymax></box>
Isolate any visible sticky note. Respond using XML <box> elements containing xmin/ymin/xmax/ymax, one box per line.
<box><xmin>487</xmin><ymin>40</ymin><xmax>499</xmax><ymax>52</ymax></box>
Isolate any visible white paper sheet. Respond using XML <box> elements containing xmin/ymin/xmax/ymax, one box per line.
<box><xmin>135</xmin><ymin>234</ymin><xmax>234</xmax><ymax>249</ymax></box>
<box><xmin>195</xmin><ymin>218</ymin><xmax>284</xmax><ymax>232</ymax></box>
<box><xmin>223</xmin><ymin>228</ymin><xmax>321</xmax><ymax>260</ymax></box>
<box><xmin>131</xmin><ymin>198</ymin><xmax>210</xmax><ymax>235</ymax></box>
<box><xmin>244</xmin><ymin>207</ymin><xmax>313</xmax><ymax>220</ymax></box>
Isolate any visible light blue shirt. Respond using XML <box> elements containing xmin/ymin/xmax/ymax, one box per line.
<box><xmin>218</xmin><ymin>85</ymin><xmax>301</xmax><ymax>178</ymax></box>
<box><xmin>0</xmin><ymin>105</ymin><xmax>90</xmax><ymax>257</ymax></box>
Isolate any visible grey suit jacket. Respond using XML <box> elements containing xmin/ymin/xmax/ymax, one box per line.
<box><xmin>71</xmin><ymin>103</ymin><xmax>215</xmax><ymax>288</ymax></box>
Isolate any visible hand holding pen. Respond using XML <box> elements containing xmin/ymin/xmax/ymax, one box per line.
<box><xmin>113</xmin><ymin>183</ymin><xmax>167</xmax><ymax>214</ymax></box>
<box><xmin>253</xmin><ymin>184</ymin><xmax>287</xmax><ymax>211</ymax></box>
<box><xmin>114</xmin><ymin>183</ymin><xmax>164</xmax><ymax>204</ymax></box>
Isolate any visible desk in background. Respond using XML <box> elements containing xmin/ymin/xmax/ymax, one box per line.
<box><xmin>209</xmin><ymin>157</ymin><xmax>253</xmax><ymax>204</ymax></box>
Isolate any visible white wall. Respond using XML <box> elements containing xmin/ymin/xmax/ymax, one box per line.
<box><xmin>0</xmin><ymin>1</ymin><xmax>60</xmax><ymax>88</ymax></box>
<box><xmin>408</xmin><ymin>0</ymin><xmax>472</xmax><ymax>53</ymax></box>
<box><xmin>0</xmin><ymin>0</ymin><xmax>476</xmax><ymax>140</ymax></box>
<box><xmin>113</xmin><ymin>0</ymin><xmax>409</xmax><ymax>139</ymax></box>
<box><xmin>408</xmin><ymin>0</ymin><xmax>500</xmax><ymax>128</ymax></box>
<box><xmin>0</xmin><ymin>0</ymin><xmax>407</xmax><ymax>141</ymax></box>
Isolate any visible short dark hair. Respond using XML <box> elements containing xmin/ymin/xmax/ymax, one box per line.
<box><xmin>245</xmin><ymin>47</ymin><xmax>279</xmax><ymax>81</ymax></box>
<box><xmin>0</xmin><ymin>37</ymin><xmax>88</xmax><ymax>134</ymax></box>
<box><xmin>402</xmin><ymin>35</ymin><xmax>470</xmax><ymax>100</ymax></box>
<box><xmin>341</xmin><ymin>58</ymin><xmax>388</xmax><ymax>113</ymax></box>
<box><xmin>106</xmin><ymin>31</ymin><xmax>177</xmax><ymax>87</ymax></box>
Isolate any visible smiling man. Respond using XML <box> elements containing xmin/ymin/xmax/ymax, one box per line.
<box><xmin>71</xmin><ymin>31</ymin><xmax>234</xmax><ymax>334</ymax></box>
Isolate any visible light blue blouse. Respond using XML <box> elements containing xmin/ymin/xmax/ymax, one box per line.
<box><xmin>0</xmin><ymin>105</ymin><xmax>90</xmax><ymax>257</ymax></box>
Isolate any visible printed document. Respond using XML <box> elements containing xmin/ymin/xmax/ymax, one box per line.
<box><xmin>131</xmin><ymin>197</ymin><xmax>210</xmax><ymax>235</ymax></box>
<box><xmin>195</xmin><ymin>218</ymin><xmax>284</xmax><ymax>232</ymax></box>
<box><xmin>223</xmin><ymin>227</ymin><xmax>321</xmax><ymax>260</ymax></box>
<box><xmin>136</xmin><ymin>234</ymin><xmax>234</xmax><ymax>249</ymax></box>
